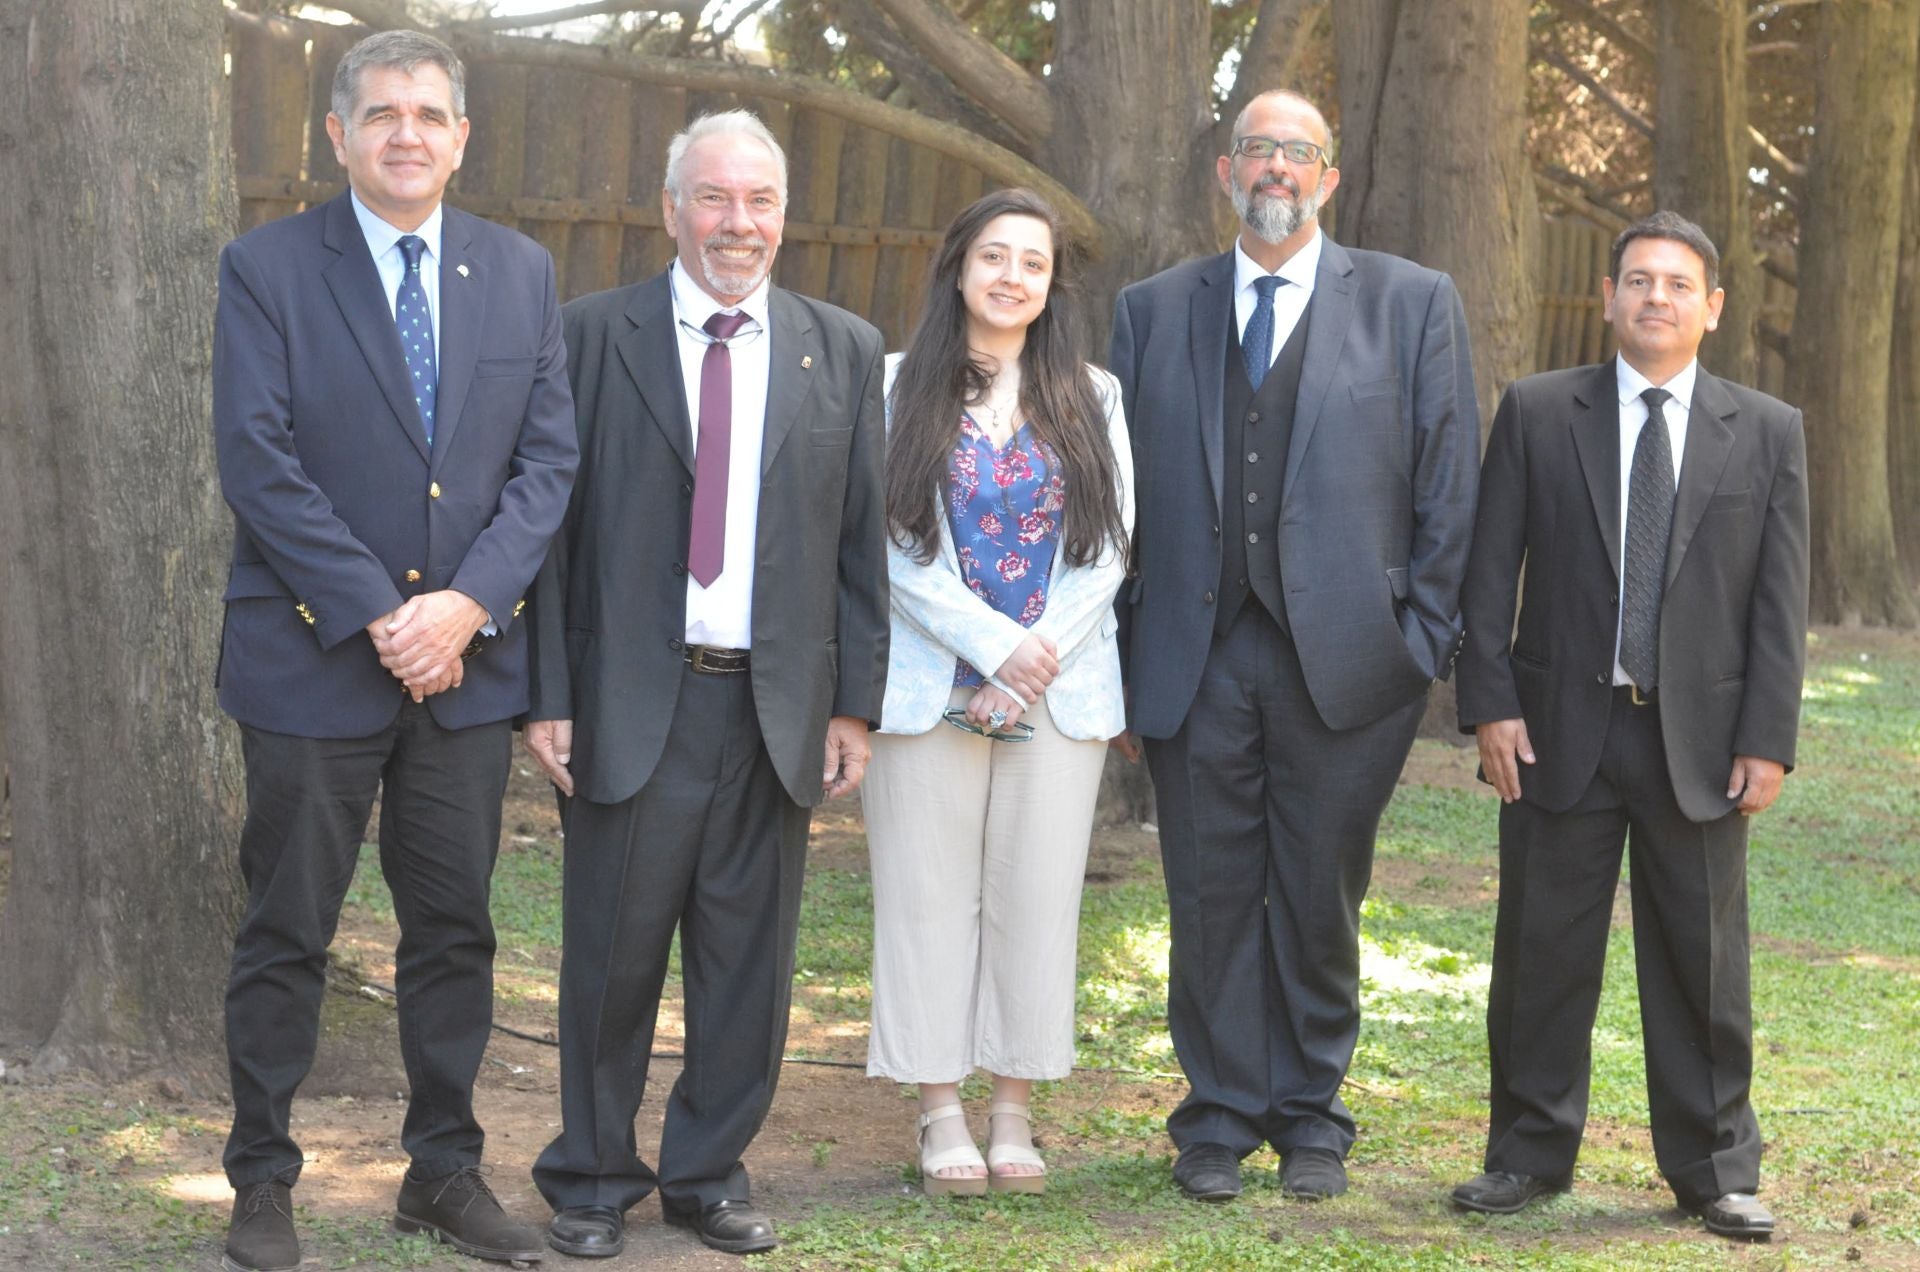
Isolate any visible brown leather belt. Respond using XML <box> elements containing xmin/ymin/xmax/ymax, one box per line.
<box><xmin>685</xmin><ymin>644</ymin><xmax>751</xmax><ymax>675</ymax></box>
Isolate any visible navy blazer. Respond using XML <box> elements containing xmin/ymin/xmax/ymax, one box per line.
<box><xmin>1111</xmin><ymin>238</ymin><xmax>1480</xmax><ymax>738</ymax></box>
<box><xmin>212</xmin><ymin>193</ymin><xmax>578</xmax><ymax>738</ymax></box>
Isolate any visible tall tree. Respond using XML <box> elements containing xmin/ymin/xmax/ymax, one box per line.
<box><xmin>1890</xmin><ymin>47</ymin><xmax>1920</xmax><ymax>587</ymax></box>
<box><xmin>1788</xmin><ymin>0</ymin><xmax>1920</xmax><ymax>625</ymax></box>
<box><xmin>1654</xmin><ymin>0</ymin><xmax>1759</xmax><ymax>384</ymax></box>
<box><xmin>0</xmin><ymin>0</ymin><xmax>243</xmax><ymax>1072</ymax></box>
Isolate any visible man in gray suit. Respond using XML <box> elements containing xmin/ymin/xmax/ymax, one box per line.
<box><xmin>1110</xmin><ymin>89</ymin><xmax>1479</xmax><ymax>1203</ymax></box>
<box><xmin>521</xmin><ymin>110</ymin><xmax>888</xmax><ymax>1258</ymax></box>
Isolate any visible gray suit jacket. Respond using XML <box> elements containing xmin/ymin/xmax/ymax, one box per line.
<box><xmin>1111</xmin><ymin>237</ymin><xmax>1480</xmax><ymax>738</ymax></box>
<box><xmin>1456</xmin><ymin>361</ymin><xmax>1810</xmax><ymax>821</ymax></box>
<box><xmin>526</xmin><ymin>270</ymin><xmax>889</xmax><ymax>808</ymax></box>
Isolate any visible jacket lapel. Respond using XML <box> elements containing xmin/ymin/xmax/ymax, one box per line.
<box><xmin>320</xmin><ymin>193</ymin><xmax>430</xmax><ymax>462</ymax></box>
<box><xmin>761</xmin><ymin>289</ymin><xmax>821</xmax><ymax>475</ymax></box>
<box><xmin>1663</xmin><ymin>369</ymin><xmax>1738</xmax><ymax>590</ymax></box>
<box><xmin>426</xmin><ymin>206</ymin><xmax>485</xmax><ymax>469</ymax></box>
<box><xmin>614</xmin><ymin>272</ymin><xmax>693</xmax><ymax>472</ymax></box>
<box><xmin>1187</xmin><ymin>251</ymin><xmax>1234</xmax><ymax>515</ymax></box>
<box><xmin>1283</xmin><ymin>236</ymin><xmax>1355</xmax><ymax>504</ymax></box>
<box><xmin>1570</xmin><ymin>361</ymin><xmax>1622</xmax><ymax>586</ymax></box>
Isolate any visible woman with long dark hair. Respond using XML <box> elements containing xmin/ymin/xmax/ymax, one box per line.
<box><xmin>862</xmin><ymin>189</ymin><xmax>1132</xmax><ymax>1196</ymax></box>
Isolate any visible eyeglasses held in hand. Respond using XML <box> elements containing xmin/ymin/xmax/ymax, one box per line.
<box><xmin>1232</xmin><ymin>136</ymin><xmax>1328</xmax><ymax>165</ymax></box>
<box><xmin>940</xmin><ymin>707</ymin><xmax>1035</xmax><ymax>742</ymax></box>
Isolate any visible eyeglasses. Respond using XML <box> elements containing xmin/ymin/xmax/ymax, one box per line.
<box><xmin>1232</xmin><ymin>136</ymin><xmax>1328</xmax><ymax>165</ymax></box>
<box><xmin>940</xmin><ymin>708</ymin><xmax>1034</xmax><ymax>742</ymax></box>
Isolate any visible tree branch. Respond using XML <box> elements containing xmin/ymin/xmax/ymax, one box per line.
<box><xmin>828</xmin><ymin>0</ymin><xmax>1030</xmax><ymax>155</ymax></box>
<box><xmin>865</xmin><ymin>0</ymin><xmax>1053</xmax><ymax>143</ymax></box>
<box><xmin>1535</xmin><ymin>43</ymin><xmax>1653</xmax><ymax>136</ymax></box>
<box><xmin>1749</xmin><ymin>123</ymin><xmax>1806</xmax><ymax>179</ymax></box>
<box><xmin>315</xmin><ymin>0</ymin><xmax>415</xmax><ymax>29</ymax></box>
<box><xmin>1544</xmin><ymin>0</ymin><xmax>1653</xmax><ymax>62</ymax></box>
<box><xmin>443</xmin><ymin>31</ymin><xmax>1098</xmax><ymax>247</ymax></box>
<box><xmin>1749</xmin><ymin>0</ymin><xmax>1825</xmax><ymax>23</ymax></box>
<box><xmin>1538</xmin><ymin>164</ymin><xmax>1634</xmax><ymax>230</ymax></box>
<box><xmin>449</xmin><ymin>1</ymin><xmax>702</xmax><ymax>33</ymax></box>
<box><xmin>1217</xmin><ymin>0</ymin><xmax>1326</xmax><ymax>148</ymax></box>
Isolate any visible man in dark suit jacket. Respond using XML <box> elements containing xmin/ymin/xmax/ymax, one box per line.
<box><xmin>1451</xmin><ymin>211</ymin><xmax>1809</xmax><ymax>1240</ymax></box>
<box><xmin>521</xmin><ymin>110</ymin><xmax>888</xmax><ymax>1259</ymax></box>
<box><xmin>211</xmin><ymin>30</ymin><xmax>576</xmax><ymax>1272</ymax></box>
<box><xmin>1110</xmin><ymin>90</ymin><xmax>1480</xmax><ymax>1203</ymax></box>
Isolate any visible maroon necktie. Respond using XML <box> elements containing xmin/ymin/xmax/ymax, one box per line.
<box><xmin>689</xmin><ymin>310</ymin><xmax>752</xmax><ymax>587</ymax></box>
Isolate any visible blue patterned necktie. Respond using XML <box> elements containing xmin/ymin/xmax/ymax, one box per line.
<box><xmin>1620</xmin><ymin>386</ymin><xmax>1676</xmax><ymax>691</ymax></box>
<box><xmin>395</xmin><ymin>234</ymin><xmax>438</xmax><ymax>446</ymax></box>
<box><xmin>1243</xmin><ymin>274</ymin><xmax>1284</xmax><ymax>391</ymax></box>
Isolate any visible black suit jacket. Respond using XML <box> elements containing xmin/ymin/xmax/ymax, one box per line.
<box><xmin>1111</xmin><ymin>238</ymin><xmax>1480</xmax><ymax>738</ymax></box>
<box><xmin>212</xmin><ymin>193</ymin><xmax>578</xmax><ymax>737</ymax></box>
<box><xmin>526</xmin><ymin>271</ymin><xmax>889</xmax><ymax>808</ymax></box>
<box><xmin>1456</xmin><ymin>361</ymin><xmax>1810</xmax><ymax>822</ymax></box>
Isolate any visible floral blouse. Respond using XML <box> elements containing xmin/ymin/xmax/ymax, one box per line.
<box><xmin>946</xmin><ymin>411</ymin><xmax>1066</xmax><ymax>686</ymax></box>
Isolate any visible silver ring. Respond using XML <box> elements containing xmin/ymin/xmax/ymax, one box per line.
<box><xmin>988</xmin><ymin>709</ymin><xmax>1008</xmax><ymax>730</ymax></box>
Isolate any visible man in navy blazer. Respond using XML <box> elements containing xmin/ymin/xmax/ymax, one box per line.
<box><xmin>211</xmin><ymin>30</ymin><xmax>575</xmax><ymax>1272</ymax></box>
<box><xmin>1110</xmin><ymin>90</ymin><xmax>1479</xmax><ymax>1204</ymax></box>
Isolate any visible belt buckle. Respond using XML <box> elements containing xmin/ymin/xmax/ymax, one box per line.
<box><xmin>1630</xmin><ymin>683</ymin><xmax>1653</xmax><ymax>706</ymax></box>
<box><xmin>687</xmin><ymin>645</ymin><xmax>744</xmax><ymax>674</ymax></box>
<box><xmin>688</xmin><ymin>645</ymin><xmax>716</xmax><ymax>674</ymax></box>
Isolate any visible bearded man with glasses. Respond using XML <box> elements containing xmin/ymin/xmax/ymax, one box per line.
<box><xmin>1108</xmin><ymin>89</ymin><xmax>1480</xmax><ymax>1204</ymax></box>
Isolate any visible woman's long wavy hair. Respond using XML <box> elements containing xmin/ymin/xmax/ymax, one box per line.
<box><xmin>885</xmin><ymin>188</ymin><xmax>1128</xmax><ymax>571</ymax></box>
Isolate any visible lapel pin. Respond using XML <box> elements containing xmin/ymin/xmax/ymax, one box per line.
<box><xmin>456</xmin><ymin>263</ymin><xmax>470</xmax><ymax>278</ymax></box>
<box><xmin>801</xmin><ymin>355</ymin><xmax>813</xmax><ymax>369</ymax></box>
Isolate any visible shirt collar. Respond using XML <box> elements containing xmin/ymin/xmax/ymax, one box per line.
<box><xmin>1615</xmin><ymin>354</ymin><xmax>1698</xmax><ymax>415</ymax></box>
<box><xmin>670</xmin><ymin>258</ymin><xmax>771</xmax><ymax>332</ymax></box>
<box><xmin>350</xmin><ymin>190</ymin><xmax>443</xmax><ymax>264</ymax></box>
<box><xmin>1234</xmin><ymin>226</ymin><xmax>1322</xmax><ymax>297</ymax></box>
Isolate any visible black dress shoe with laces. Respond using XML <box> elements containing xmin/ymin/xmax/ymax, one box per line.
<box><xmin>1688</xmin><ymin>1192</ymin><xmax>1774</xmax><ymax>1240</ymax></box>
<box><xmin>1451</xmin><ymin>1169</ymin><xmax>1572</xmax><ymax>1214</ymax></box>
<box><xmin>1172</xmin><ymin>1142</ymin><xmax>1242</xmax><ymax>1202</ymax></box>
<box><xmin>223</xmin><ymin>1179</ymin><xmax>300</xmax><ymax>1272</ymax></box>
<box><xmin>1279</xmin><ymin>1147</ymin><xmax>1348</xmax><ymax>1200</ymax></box>
<box><xmin>662</xmin><ymin>1198</ymin><xmax>778</xmax><ymax>1254</ymax></box>
<box><xmin>547</xmin><ymin>1205</ymin><xmax>624</xmax><ymax>1257</ymax></box>
<box><xmin>394</xmin><ymin>1165</ymin><xmax>545</xmax><ymax>1263</ymax></box>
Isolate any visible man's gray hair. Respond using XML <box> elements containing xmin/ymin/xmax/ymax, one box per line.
<box><xmin>331</xmin><ymin>29</ymin><xmax>467</xmax><ymax>126</ymax></box>
<box><xmin>663</xmin><ymin>110</ymin><xmax>788</xmax><ymax>204</ymax></box>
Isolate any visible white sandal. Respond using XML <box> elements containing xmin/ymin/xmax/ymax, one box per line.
<box><xmin>918</xmin><ymin>1104</ymin><xmax>988</xmax><ymax>1196</ymax></box>
<box><xmin>985</xmin><ymin>1101</ymin><xmax>1046</xmax><ymax>1194</ymax></box>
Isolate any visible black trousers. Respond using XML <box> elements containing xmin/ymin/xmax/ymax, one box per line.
<box><xmin>1146</xmin><ymin>605</ymin><xmax>1424</xmax><ymax>1158</ymax></box>
<box><xmin>1483</xmin><ymin>690</ymin><xmax>1759</xmax><ymax>1207</ymax></box>
<box><xmin>223</xmin><ymin>699</ymin><xmax>511</xmax><ymax>1187</ymax></box>
<box><xmin>531</xmin><ymin>666</ymin><xmax>811</xmax><ymax>1213</ymax></box>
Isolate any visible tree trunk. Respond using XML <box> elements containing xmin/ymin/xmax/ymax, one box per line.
<box><xmin>1890</xmin><ymin>46</ymin><xmax>1920</xmax><ymax>589</ymax></box>
<box><xmin>1788</xmin><ymin>0</ymin><xmax>1920</xmax><ymax>626</ymax></box>
<box><xmin>1654</xmin><ymin>0</ymin><xmax>1759</xmax><ymax>385</ymax></box>
<box><xmin>0</xmin><ymin>0</ymin><xmax>244</xmax><ymax>1073</ymax></box>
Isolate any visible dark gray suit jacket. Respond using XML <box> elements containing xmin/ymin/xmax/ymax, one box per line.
<box><xmin>1456</xmin><ymin>361</ymin><xmax>1810</xmax><ymax>821</ymax></box>
<box><xmin>1111</xmin><ymin>238</ymin><xmax>1481</xmax><ymax>738</ymax></box>
<box><xmin>526</xmin><ymin>271</ymin><xmax>889</xmax><ymax>808</ymax></box>
<box><xmin>212</xmin><ymin>193</ymin><xmax>578</xmax><ymax>738</ymax></box>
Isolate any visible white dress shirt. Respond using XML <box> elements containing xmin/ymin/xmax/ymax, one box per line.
<box><xmin>1232</xmin><ymin>227</ymin><xmax>1323</xmax><ymax>370</ymax></box>
<box><xmin>1611</xmin><ymin>354</ymin><xmax>1696</xmax><ymax>685</ymax></box>
<box><xmin>351</xmin><ymin>191</ymin><xmax>442</xmax><ymax>367</ymax></box>
<box><xmin>670</xmin><ymin>260</ymin><xmax>771</xmax><ymax>649</ymax></box>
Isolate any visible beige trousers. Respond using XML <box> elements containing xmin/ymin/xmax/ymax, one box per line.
<box><xmin>862</xmin><ymin>687</ymin><xmax>1109</xmax><ymax>1083</ymax></box>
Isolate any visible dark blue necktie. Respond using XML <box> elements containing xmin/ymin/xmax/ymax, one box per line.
<box><xmin>1243</xmin><ymin>274</ymin><xmax>1284</xmax><ymax>391</ymax></box>
<box><xmin>395</xmin><ymin>234</ymin><xmax>438</xmax><ymax>446</ymax></box>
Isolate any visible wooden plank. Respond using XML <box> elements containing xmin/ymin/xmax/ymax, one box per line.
<box><xmin>459</xmin><ymin>60</ymin><xmax>529</xmax><ymax>207</ymax></box>
<box><xmin>826</xmin><ymin>124</ymin><xmax>888</xmax><ymax>321</ymax></box>
<box><xmin>519</xmin><ymin>68</ymin><xmax>586</xmax><ymax>284</ymax></box>
<box><xmin>304</xmin><ymin>22</ymin><xmax>359</xmax><ymax>186</ymax></box>
<box><xmin>879</xmin><ymin>140</ymin><xmax>942</xmax><ymax>349</ymax></box>
<box><xmin>621</xmin><ymin>84</ymin><xmax>686</xmax><ymax>286</ymax></box>
<box><xmin>566</xmin><ymin>74</ymin><xmax>632</xmax><ymax>300</ymax></box>
<box><xmin>778</xmin><ymin>109</ymin><xmax>844</xmax><ymax>301</ymax></box>
<box><xmin>228</xmin><ymin>15</ymin><xmax>309</xmax><ymax>229</ymax></box>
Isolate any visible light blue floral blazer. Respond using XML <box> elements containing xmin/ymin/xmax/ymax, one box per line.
<box><xmin>877</xmin><ymin>354</ymin><xmax>1133</xmax><ymax>740</ymax></box>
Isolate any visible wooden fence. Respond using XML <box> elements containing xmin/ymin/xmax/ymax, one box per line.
<box><xmin>227</xmin><ymin>15</ymin><xmax>1793</xmax><ymax>385</ymax></box>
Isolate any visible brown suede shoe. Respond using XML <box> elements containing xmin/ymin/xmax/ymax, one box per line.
<box><xmin>395</xmin><ymin>1165</ymin><xmax>544</xmax><ymax>1263</ymax></box>
<box><xmin>222</xmin><ymin>1179</ymin><xmax>300</xmax><ymax>1272</ymax></box>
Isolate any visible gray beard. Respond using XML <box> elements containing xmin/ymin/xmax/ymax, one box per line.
<box><xmin>1234</xmin><ymin>180</ymin><xmax>1321</xmax><ymax>245</ymax></box>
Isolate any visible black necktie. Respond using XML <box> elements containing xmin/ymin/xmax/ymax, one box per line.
<box><xmin>1620</xmin><ymin>386</ymin><xmax>1676</xmax><ymax>691</ymax></box>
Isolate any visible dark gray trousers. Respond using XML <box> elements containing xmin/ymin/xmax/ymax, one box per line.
<box><xmin>224</xmin><ymin>699</ymin><xmax>511</xmax><ymax>1187</ymax></box>
<box><xmin>531</xmin><ymin>666</ymin><xmax>811</xmax><ymax>1213</ymax></box>
<box><xmin>1146</xmin><ymin>605</ymin><xmax>1423</xmax><ymax>1159</ymax></box>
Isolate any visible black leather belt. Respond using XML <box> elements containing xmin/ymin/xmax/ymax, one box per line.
<box><xmin>1614</xmin><ymin>683</ymin><xmax>1657</xmax><ymax>707</ymax></box>
<box><xmin>685</xmin><ymin>644</ymin><xmax>750</xmax><ymax>674</ymax></box>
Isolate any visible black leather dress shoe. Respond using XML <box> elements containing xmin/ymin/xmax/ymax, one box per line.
<box><xmin>547</xmin><ymin>1206</ymin><xmax>624</xmax><ymax>1258</ymax></box>
<box><xmin>1279</xmin><ymin>1147</ymin><xmax>1348</xmax><ymax>1200</ymax></box>
<box><xmin>1689</xmin><ymin>1192</ymin><xmax>1774</xmax><ymax>1240</ymax></box>
<box><xmin>663</xmin><ymin>1198</ymin><xmax>778</xmax><ymax>1254</ymax></box>
<box><xmin>1172</xmin><ymin>1142</ymin><xmax>1242</xmax><ymax>1202</ymax></box>
<box><xmin>1451</xmin><ymin>1170</ymin><xmax>1571</xmax><ymax>1214</ymax></box>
